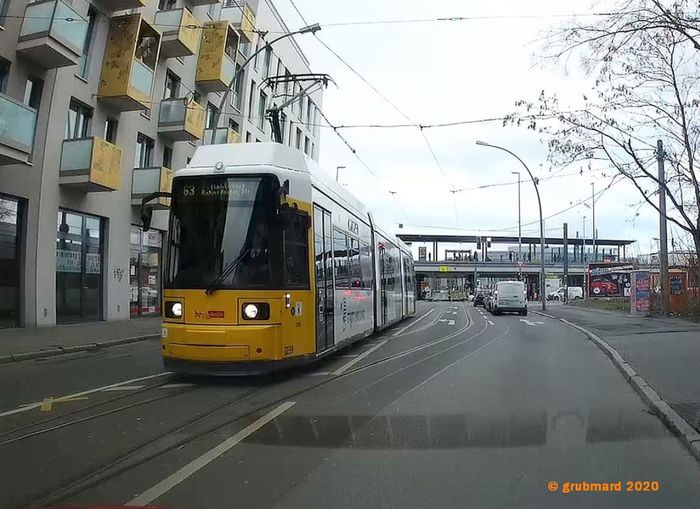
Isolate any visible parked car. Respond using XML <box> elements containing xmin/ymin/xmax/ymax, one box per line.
<box><xmin>473</xmin><ymin>291</ymin><xmax>486</xmax><ymax>307</ymax></box>
<box><xmin>547</xmin><ymin>286</ymin><xmax>585</xmax><ymax>301</ymax></box>
<box><xmin>491</xmin><ymin>281</ymin><xmax>527</xmax><ymax>316</ymax></box>
<box><xmin>591</xmin><ymin>280</ymin><xmax>618</xmax><ymax>296</ymax></box>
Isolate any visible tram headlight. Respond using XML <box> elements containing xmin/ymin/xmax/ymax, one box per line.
<box><xmin>241</xmin><ymin>302</ymin><xmax>270</xmax><ymax>320</ymax></box>
<box><xmin>165</xmin><ymin>301</ymin><xmax>183</xmax><ymax>318</ymax></box>
<box><xmin>243</xmin><ymin>304</ymin><xmax>259</xmax><ymax>319</ymax></box>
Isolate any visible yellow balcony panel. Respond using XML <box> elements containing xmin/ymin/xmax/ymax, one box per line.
<box><xmin>203</xmin><ymin>127</ymin><xmax>240</xmax><ymax>145</ymax></box>
<box><xmin>98</xmin><ymin>14</ymin><xmax>161</xmax><ymax>112</ymax></box>
<box><xmin>0</xmin><ymin>93</ymin><xmax>37</xmax><ymax>166</ymax></box>
<box><xmin>16</xmin><ymin>0</ymin><xmax>88</xmax><ymax>69</ymax></box>
<box><xmin>59</xmin><ymin>137</ymin><xmax>122</xmax><ymax>192</ymax></box>
<box><xmin>132</xmin><ymin>166</ymin><xmax>173</xmax><ymax>209</ymax></box>
<box><xmin>93</xmin><ymin>0</ymin><xmax>145</xmax><ymax>12</ymax></box>
<box><xmin>195</xmin><ymin>21</ymin><xmax>239</xmax><ymax>93</ymax></box>
<box><xmin>158</xmin><ymin>98</ymin><xmax>205</xmax><ymax>142</ymax></box>
<box><xmin>220</xmin><ymin>1</ymin><xmax>256</xmax><ymax>43</ymax></box>
<box><xmin>156</xmin><ymin>8</ymin><xmax>199</xmax><ymax>59</ymax></box>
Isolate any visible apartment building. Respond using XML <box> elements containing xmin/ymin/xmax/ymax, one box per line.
<box><xmin>0</xmin><ymin>0</ymin><xmax>323</xmax><ymax>328</ymax></box>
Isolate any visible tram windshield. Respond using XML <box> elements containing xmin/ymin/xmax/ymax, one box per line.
<box><xmin>166</xmin><ymin>175</ymin><xmax>308</xmax><ymax>290</ymax></box>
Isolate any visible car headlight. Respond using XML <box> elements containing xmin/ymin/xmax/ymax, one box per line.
<box><xmin>165</xmin><ymin>301</ymin><xmax>183</xmax><ymax>319</ymax></box>
<box><xmin>243</xmin><ymin>303</ymin><xmax>258</xmax><ymax>319</ymax></box>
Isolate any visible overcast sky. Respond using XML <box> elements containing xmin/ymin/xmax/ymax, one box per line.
<box><xmin>274</xmin><ymin>0</ymin><xmax>674</xmax><ymax>257</ymax></box>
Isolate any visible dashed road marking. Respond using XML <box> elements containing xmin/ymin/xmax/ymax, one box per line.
<box><xmin>487</xmin><ymin>320</ymin><xmax>495</xmax><ymax>326</ymax></box>
<box><xmin>102</xmin><ymin>385</ymin><xmax>146</xmax><ymax>392</ymax></box>
<box><xmin>159</xmin><ymin>383</ymin><xmax>195</xmax><ymax>389</ymax></box>
<box><xmin>128</xmin><ymin>401</ymin><xmax>296</xmax><ymax>506</ymax></box>
<box><xmin>520</xmin><ymin>319</ymin><xmax>545</xmax><ymax>326</ymax></box>
<box><xmin>333</xmin><ymin>340</ymin><xmax>388</xmax><ymax>375</ymax></box>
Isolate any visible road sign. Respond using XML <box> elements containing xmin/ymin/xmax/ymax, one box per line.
<box><xmin>438</xmin><ymin>265</ymin><xmax>449</xmax><ymax>272</ymax></box>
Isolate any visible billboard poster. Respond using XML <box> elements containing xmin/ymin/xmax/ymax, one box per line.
<box><xmin>588</xmin><ymin>263</ymin><xmax>633</xmax><ymax>297</ymax></box>
<box><xmin>630</xmin><ymin>271</ymin><xmax>650</xmax><ymax>316</ymax></box>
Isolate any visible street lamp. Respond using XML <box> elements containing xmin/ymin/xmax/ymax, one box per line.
<box><xmin>476</xmin><ymin>140</ymin><xmax>547</xmax><ymax>310</ymax></box>
<box><xmin>511</xmin><ymin>171</ymin><xmax>522</xmax><ymax>274</ymax></box>
<box><xmin>210</xmin><ymin>23</ymin><xmax>322</xmax><ymax>142</ymax></box>
<box><xmin>336</xmin><ymin>165</ymin><xmax>346</xmax><ymax>182</ymax></box>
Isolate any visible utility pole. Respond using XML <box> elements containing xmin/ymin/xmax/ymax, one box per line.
<box><xmin>563</xmin><ymin>222</ymin><xmax>569</xmax><ymax>297</ymax></box>
<box><xmin>582</xmin><ymin>216</ymin><xmax>587</xmax><ymax>263</ymax></box>
<box><xmin>512</xmin><ymin>171</ymin><xmax>522</xmax><ymax>274</ymax></box>
<box><xmin>591</xmin><ymin>182</ymin><xmax>596</xmax><ymax>262</ymax></box>
<box><xmin>657</xmin><ymin>139</ymin><xmax>670</xmax><ymax>316</ymax></box>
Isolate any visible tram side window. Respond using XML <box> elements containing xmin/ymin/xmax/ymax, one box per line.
<box><xmin>284</xmin><ymin>211</ymin><xmax>309</xmax><ymax>288</ymax></box>
<box><xmin>403</xmin><ymin>256</ymin><xmax>411</xmax><ymax>291</ymax></box>
<box><xmin>349</xmin><ymin>238</ymin><xmax>362</xmax><ymax>288</ymax></box>
<box><xmin>360</xmin><ymin>242</ymin><xmax>373</xmax><ymax>288</ymax></box>
<box><xmin>333</xmin><ymin>228</ymin><xmax>349</xmax><ymax>288</ymax></box>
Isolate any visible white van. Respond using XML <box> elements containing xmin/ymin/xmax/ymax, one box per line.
<box><xmin>492</xmin><ymin>281</ymin><xmax>527</xmax><ymax>316</ymax></box>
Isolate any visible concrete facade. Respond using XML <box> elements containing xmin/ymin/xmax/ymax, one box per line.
<box><xmin>0</xmin><ymin>0</ymin><xmax>322</xmax><ymax>327</ymax></box>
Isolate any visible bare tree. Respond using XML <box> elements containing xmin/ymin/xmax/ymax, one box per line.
<box><xmin>510</xmin><ymin>0</ymin><xmax>700</xmax><ymax>272</ymax></box>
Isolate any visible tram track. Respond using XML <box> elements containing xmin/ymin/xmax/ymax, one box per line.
<box><xmin>22</xmin><ymin>302</ymin><xmax>490</xmax><ymax>508</ymax></box>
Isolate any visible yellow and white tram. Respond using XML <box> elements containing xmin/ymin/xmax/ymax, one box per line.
<box><xmin>146</xmin><ymin>143</ymin><xmax>416</xmax><ymax>375</ymax></box>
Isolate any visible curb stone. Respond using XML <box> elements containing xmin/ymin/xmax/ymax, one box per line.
<box><xmin>0</xmin><ymin>334</ymin><xmax>160</xmax><ymax>365</ymax></box>
<box><xmin>532</xmin><ymin>309</ymin><xmax>700</xmax><ymax>462</ymax></box>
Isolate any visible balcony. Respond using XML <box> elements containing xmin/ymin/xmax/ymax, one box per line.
<box><xmin>93</xmin><ymin>0</ymin><xmax>145</xmax><ymax>12</ymax></box>
<box><xmin>158</xmin><ymin>98</ymin><xmax>205</xmax><ymax>142</ymax></box>
<box><xmin>59</xmin><ymin>137</ymin><xmax>122</xmax><ymax>192</ymax></box>
<box><xmin>203</xmin><ymin>127</ymin><xmax>241</xmax><ymax>145</ymax></box>
<box><xmin>0</xmin><ymin>93</ymin><xmax>37</xmax><ymax>166</ymax></box>
<box><xmin>16</xmin><ymin>0</ymin><xmax>88</xmax><ymax>69</ymax></box>
<box><xmin>155</xmin><ymin>8</ymin><xmax>199</xmax><ymax>59</ymax></box>
<box><xmin>195</xmin><ymin>22</ymin><xmax>239</xmax><ymax>93</ymax></box>
<box><xmin>188</xmin><ymin>0</ymin><xmax>220</xmax><ymax>6</ymax></box>
<box><xmin>132</xmin><ymin>167</ymin><xmax>173</xmax><ymax>209</ymax></box>
<box><xmin>220</xmin><ymin>1</ymin><xmax>256</xmax><ymax>43</ymax></box>
<box><xmin>98</xmin><ymin>14</ymin><xmax>161</xmax><ymax>111</ymax></box>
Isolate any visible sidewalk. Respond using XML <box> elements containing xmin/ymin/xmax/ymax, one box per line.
<box><xmin>536</xmin><ymin>303</ymin><xmax>700</xmax><ymax>443</ymax></box>
<box><xmin>0</xmin><ymin>318</ymin><xmax>161</xmax><ymax>363</ymax></box>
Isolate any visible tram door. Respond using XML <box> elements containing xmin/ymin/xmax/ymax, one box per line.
<box><xmin>314</xmin><ymin>206</ymin><xmax>334</xmax><ymax>352</ymax></box>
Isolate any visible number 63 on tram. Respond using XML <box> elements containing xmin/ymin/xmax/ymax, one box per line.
<box><xmin>141</xmin><ymin>143</ymin><xmax>416</xmax><ymax>375</ymax></box>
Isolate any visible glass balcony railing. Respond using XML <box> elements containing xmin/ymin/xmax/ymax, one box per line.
<box><xmin>222</xmin><ymin>53</ymin><xmax>235</xmax><ymax>84</ymax></box>
<box><xmin>153</xmin><ymin>9</ymin><xmax>183</xmax><ymax>36</ymax></box>
<box><xmin>204</xmin><ymin>127</ymin><xmax>240</xmax><ymax>145</ymax></box>
<box><xmin>0</xmin><ymin>93</ymin><xmax>37</xmax><ymax>156</ymax></box>
<box><xmin>60</xmin><ymin>138</ymin><xmax>93</xmax><ymax>172</ymax></box>
<box><xmin>130</xmin><ymin>58</ymin><xmax>154</xmax><ymax>98</ymax></box>
<box><xmin>60</xmin><ymin>137</ymin><xmax>122</xmax><ymax>191</ymax></box>
<box><xmin>159</xmin><ymin>99</ymin><xmax>187</xmax><ymax>124</ymax></box>
<box><xmin>132</xmin><ymin>167</ymin><xmax>172</xmax><ymax>207</ymax></box>
<box><xmin>19</xmin><ymin>0</ymin><xmax>87</xmax><ymax>54</ymax></box>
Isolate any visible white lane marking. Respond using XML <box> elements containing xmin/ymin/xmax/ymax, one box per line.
<box><xmin>309</xmin><ymin>372</ymin><xmax>331</xmax><ymax>376</ymax></box>
<box><xmin>392</xmin><ymin>308</ymin><xmax>435</xmax><ymax>337</ymax></box>
<box><xmin>520</xmin><ymin>319</ymin><xmax>545</xmax><ymax>326</ymax></box>
<box><xmin>102</xmin><ymin>385</ymin><xmax>145</xmax><ymax>392</ymax></box>
<box><xmin>160</xmin><ymin>383</ymin><xmax>195</xmax><ymax>389</ymax></box>
<box><xmin>487</xmin><ymin>320</ymin><xmax>495</xmax><ymax>325</ymax></box>
<box><xmin>333</xmin><ymin>340</ymin><xmax>388</xmax><ymax>375</ymax></box>
<box><xmin>448</xmin><ymin>320</ymin><xmax>455</xmax><ymax>326</ymax></box>
<box><xmin>450</xmin><ymin>311</ymin><xmax>457</xmax><ymax>315</ymax></box>
<box><xmin>336</xmin><ymin>354</ymin><xmax>358</xmax><ymax>359</ymax></box>
<box><xmin>128</xmin><ymin>401</ymin><xmax>295</xmax><ymax>506</ymax></box>
<box><xmin>0</xmin><ymin>372</ymin><xmax>169</xmax><ymax>418</ymax></box>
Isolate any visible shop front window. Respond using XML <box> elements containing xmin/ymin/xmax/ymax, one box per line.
<box><xmin>56</xmin><ymin>210</ymin><xmax>103</xmax><ymax>323</ymax></box>
<box><xmin>0</xmin><ymin>196</ymin><xmax>22</xmax><ymax>328</ymax></box>
<box><xmin>130</xmin><ymin>226</ymin><xmax>162</xmax><ymax>317</ymax></box>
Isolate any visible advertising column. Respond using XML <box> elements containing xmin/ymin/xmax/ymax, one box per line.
<box><xmin>630</xmin><ymin>270</ymin><xmax>650</xmax><ymax>316</ymax></box>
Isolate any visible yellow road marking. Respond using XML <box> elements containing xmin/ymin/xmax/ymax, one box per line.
<box><xmin>40</xmin><ymin>396</ymin><xmax>89</xmax><ymax>412</ymax></box>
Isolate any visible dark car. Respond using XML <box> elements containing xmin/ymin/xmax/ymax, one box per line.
<box><xmin>473</xmin><ymin>291</ymin><xmax>485</xmax><ymax>307</ymax></box>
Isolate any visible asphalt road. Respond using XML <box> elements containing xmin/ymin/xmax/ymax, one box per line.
<box><xmin>1</xmin><ymin>301</ymin><xmax>699</xmax><ymax>509</ymax></box>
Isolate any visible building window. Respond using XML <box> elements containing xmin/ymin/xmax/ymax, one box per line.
<box><xmin>311</xmin><ymin>142</ymin><xmax>315</xmax><ymax>159</ymax></box>
<box><xmin>0</xmin><ymin>0</ymin><xmax>9</xmax><ymax>27</ymax></box>
<box><xmin>232</xmin><ymin>64</ymin><xmax>244</xmax><ymax>110</ymax></box>
<box><xmin>0</xmin><ymin>58</ymin><xmax>10</xmax><ymax>93</ymax></box>
<box><xmin>253</xmin><ymin>36</ymin><xmax>261</xmax><ymax>69</ymax></box>
<box><xmin>247</xmin><ymin>79</ymin><xmax>256</xmax><ymax>120</ymax></box>
<box><xmin>130</xmin><ymin>227</ymin><xmax>163</xmax><ymax>318</ymax></box>
<box><xmin>56</xmin><ymin>210</ymin><xmax>104</xmax><ymax>323</ymax></box>
<box><xmin>300</xmin><ymin>96</ymin><xmax>306</xmax><ymax>122</ymax></box>
<box><xmin>229</xmin><ymin>118</ymin><xmax>240</xmax><ymax>133</ymax></box>
<box><xmin>307</xmin><ymin>100</ymin><xmax>313</xmax><ymax>127</ymax></box>
<box><xmin>135</xmin><ymin>133</ymin><xmax>154</xmax><ymax>168</ymax></box>
<box><xmin>77</xmin><ymin>8</ymin><xmax>97</xmax><ymax>78</ymax></box>
<box><xmin>104</xmin><ymin>118</ymin><xmax>118</xmax><ymax>143</ymax></box>
<box><xmin>292</xmin><ymin>83</ymin><xmax>301</xmax><ymax>115</ymax></box>
<box><xmin>280</xmin><ymin>113</ymin><xmax>287</xmax><ymax>143</ymax></box>
<box><xmin>239</xmin><ymin>40</ymin><xmax>249</xmax><ymax>57</ymax></box>
<box><xmin>23</xmin><ymin>77</ymin><xmax>43</xmax><ymax>109</ymax></box>
<box><xmin>304</xmin><ymin>136</ymin><xmax>310</xmax><ymax>155</ymax></box>
<box><xmin>206</xmin><ymin>102</ymin><xmax>218</xmax><ymax>129</ymax></box>
<box><xmin>264</xmin><ymin>47</ymin><xmax>272</xmax><ymax>78</ymax></box>
<box><xmin>0</xmin><ymin>195</ymin><xmax>22</xmax><ymax>328</ymax></box>
<box><xmin>284</xmin><ymin>68</ymin><xmax>291</xmax><ymax>96</ymax></box>
<box><xmin>245</xmin><ymin>131</ymin><xmax>251</xmax><ymax>142</ymax></box>
<box><xmin>207</xmin><ymin>2</ymin><xmax>216</xmax><ymax>18</ymax></box>
<box><xmin>162</xmin><ymin>146</ymin><xmax>173</xmax><ymax>168</ymax></box>
<box><xmin>158</xmin><ymin>0</ymin><xmax>176</xmax><ymax>9</ymax></box>
<box><xmin>164</xmin><ymin>71</ymin><xmax>180</xmax><ymax>99</ymax></box>
<box><xmin>295</xmin><ymin>127</ymin><xmax>302</xmax><ymax>149</ymax></box>
<box><xmin>65</xmin><ymin>99</ymin><xmax>92</xmax><ymax>140</ymax></box>
<box><xmin>257</xmin><ymin>91</ymin><xmax>267</xmax><ymax>130</ymax></box>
